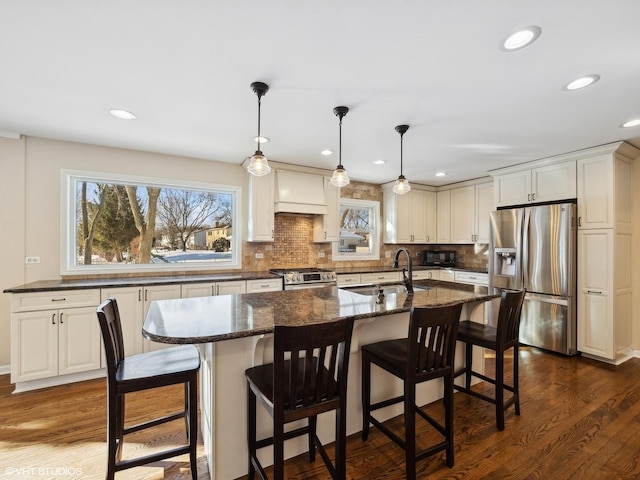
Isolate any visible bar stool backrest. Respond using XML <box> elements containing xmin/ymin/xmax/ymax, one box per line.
<box><xmin>496</xmin><ymin>290</ymin><xmax>526</xmax><ymax>349</ymax></box>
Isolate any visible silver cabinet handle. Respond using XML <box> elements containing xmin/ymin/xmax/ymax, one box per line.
<box><xmin>532</xmin><ymin>193</ymin><xmax>536</xmax><ymax>201</ymax></box>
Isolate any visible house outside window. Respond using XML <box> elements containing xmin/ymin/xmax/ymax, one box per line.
<box><xmin>332</xmin><ymin>198</ymin><xmax>380</xmax><ymax>261</ymax></box>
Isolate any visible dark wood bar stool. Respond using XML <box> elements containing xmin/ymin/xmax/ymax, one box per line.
<box><xmin>361</xmin><ymin>304</ymin><xmax>462</xmax><ymax>480</ymax></box>
<box><xmin>96</xmin><ymin>298</ymin><xmax>201</xmax><ymax>480</ymax></box>
<box><xmin>245</xmin><ymin>317</ymin><xmax>355</xmax><ymax>480</ymax></box>
<box><xmin>453</xmin><ymin>289</ymin><xmax>525</xmax><ymax>431</ymax></box>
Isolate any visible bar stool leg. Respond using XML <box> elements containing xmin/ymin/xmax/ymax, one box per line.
<box><xmin>189</xmin><ymin>377</ymin><xmax>198</xmax><ymax>480</ymax></box>
<box><xmin>444</xmin><ymin>373</ymin><xmax>454</xmax><ymax>467</ymax></box>
<box><xmin>404</xmin><ymin>382</ymin><xmax>416</xmax><ymax>480</ymax></box>
<box><xmin>464</xmin><ymin>342</ymin><xmax>473</xmax><ymax>389</ymax></box>
<box><xmin>496</xmin><ymin>348</ymin><xmax>505</xmax><ymax>431</ymax></box>
<box><xmin>361</xmin><ymin>351</ymin><xmax>371</xmax><ymax>441</ymax></box>
<box><xmin>514</xmin><ymin>344</ymin><xmax>521</xmax><ymax>415</ymax></box>
<box><xmin>247</xmin><ymin>386</ymin><xmax>257</xmax><ymax>480</ymax></box>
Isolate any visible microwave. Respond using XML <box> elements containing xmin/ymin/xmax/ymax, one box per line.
<box><xmin>422</xmin><ymin>250</ymin><xmax>456</xmax><ymax>267</ymax></box>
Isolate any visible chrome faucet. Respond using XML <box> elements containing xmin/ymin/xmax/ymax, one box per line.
<box><xmin>392</xmin><ymin>247</ymin><xmax>413</xmax><ymax>294</ymax></box>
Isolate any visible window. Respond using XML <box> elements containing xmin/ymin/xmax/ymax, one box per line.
<box><xmin>61</xmin><ymin>170</ymin><xmax>241</xmax><ymax>274</ymax></box>
<box><xmin>332</xmin><ymin>198</ymin><xmax>380</xmax><ymax>261</ymax></box>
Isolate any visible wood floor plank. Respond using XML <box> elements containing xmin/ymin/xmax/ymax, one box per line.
<box><xmin>2</xmin><ymin>348</ymin><xmax>640</xmax><ymax>479</ymax></box>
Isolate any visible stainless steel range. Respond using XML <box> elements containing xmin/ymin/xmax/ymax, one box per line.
<box><xmin>270</xmin><ymin>268</ymin><xmax>337</xmax><ymax>290</ymax></box>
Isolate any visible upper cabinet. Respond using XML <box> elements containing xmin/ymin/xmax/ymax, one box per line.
<box><xmin>247</xmin><ymin>173</ymin><xmax>275</xmax><ymax>242</ymax></box>
<box><xmin>493</xmin><ymin>160</ymin><xmax>577</xmax><ymax>208</ymax></box>
<box><xmin>313</xmin><ymin>177</ymin><xmax>340</xmax><ymax>242</ymax></box>
<box><xmin>449</xmin><ymin>181</ymin><xmax>493</xmax><ymax>244</ymax></box>
<box><xmin>383</xmin><ymin>186</ymin><xmax>437</xmax><ymax>244</ymax></box>
<box><xmin>436</xmin><ymin>190</ymin><xmax>451</xmax><ymax>243</ymax></box>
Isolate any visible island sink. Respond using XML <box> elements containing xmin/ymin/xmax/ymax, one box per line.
<box><xmin>341</xmin><ymin>283</ymin><xmax>431</xmax><ymax>296</ymax></box>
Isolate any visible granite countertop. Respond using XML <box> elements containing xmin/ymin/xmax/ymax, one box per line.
<box><xmin>333</xmin><ymin>265</ymin><xmax>488</xmax><ymax>275</ymax></box>
<box><xmin>143</xmin><ymin>280</ymin><xmax>499</xmax><ymax>344</ymax></box>
<box><xmin>2</xmin><ymin>271</ymin><xmax>279</xmax><ymax>294</ymax></box>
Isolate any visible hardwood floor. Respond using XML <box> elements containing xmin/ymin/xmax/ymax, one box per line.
<box><xmin>2</xmin><ymin>348</ymin><xmax>640</xmax><ymax>479</ymax></box>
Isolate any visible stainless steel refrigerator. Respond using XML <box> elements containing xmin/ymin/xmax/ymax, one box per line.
<box><xmin>488</xmin><ymin>202</ymin><xmax>577</xmax><ymax>355</ymax></box>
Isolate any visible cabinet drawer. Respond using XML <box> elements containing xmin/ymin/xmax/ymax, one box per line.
<box><xmin>336</xmin><ymin>274</ymin><xmax>362</xmax><ymax>286</ymax></box>
<box><xmin>246</xmin><ymin>278</ymin><xmax>282</xmax><ymax>293</ymax></box>
<box><xmin>454</xmin><ymin>271</ymin><xmax>488</xmax><ymax>286</ymax></box>
<box><xmin>412</xmin><ymin>270</ymin><xmax>437</xmax><ymax>280</ymax></box>
<box><xmin>440</xmin><ymin>270</ymin><xmax>455</xmax><ymax>282</ymax></box>
<box><xmin>12</xmin><ymin>289</ymin><xmax>101</xmax><ymax>312</ymax></box>
<box><xmin>360</xmin><ymin>271</ymin><xmax>402</xmax><ymax>284</ymax></box>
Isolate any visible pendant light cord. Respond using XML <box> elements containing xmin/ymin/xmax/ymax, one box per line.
<box><xmin>256</xmin><ymin>94</ymin><xmax>262</xmax><ymax>151</ymax></box>
<box><xmin>338</xmin><ymin>114</ymin><xmax>343</xmax><ymax>168</ymax></box>
<box><xmin>400</xmin><ymin>131</ymin><xmax>404</xmax><ymax>176</ymax></box>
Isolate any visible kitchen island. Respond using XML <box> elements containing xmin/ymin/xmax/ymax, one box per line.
<box><xmin>143</xmin><ymin>282</ymin><xmax>498</xmax><ymax>480</ymax></box>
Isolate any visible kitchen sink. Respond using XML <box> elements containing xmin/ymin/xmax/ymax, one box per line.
<box><xmin>341</xmin><ymin>283</ymin><xmax>431</xmax><ymax>296</ymax></box>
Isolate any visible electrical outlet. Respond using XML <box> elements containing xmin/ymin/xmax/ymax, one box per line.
<box><xmin>255</xmin><ymin>253</ymin><xmax>264</xmax><ymax>259</ymax></box>
<box><xmin>385</xmin><ymin>251</ymin><xmax>391</xmax><ymax>258</ymax></box>
<box><xmin>318</xmin><ymin>252</ymin><xmax>325</xmax><ymax>258</ymax></box>
<box><xmin>25</xmin><ymin>256</ymin><xmax>40</xmax><ymax>264</ymax></box>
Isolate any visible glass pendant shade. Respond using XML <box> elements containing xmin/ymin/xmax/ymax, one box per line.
<box><xmin>330</xmin><ymin>165</ymin><xmax>350</xmax><ymax>187</ymax></box>
<box><xmin>246</xmin><ymin>150</ymin><xmax>271</xmax><ymax>176</ymax></box>
<box><xmin>246</xmin><ymin>82</ymin><xmax>271</xmax><ymax>177</ymax></box>
<box><xmin>393</xmin><ymin>175</ymin><xmax>411</xmax><ymax>194</ymax></box>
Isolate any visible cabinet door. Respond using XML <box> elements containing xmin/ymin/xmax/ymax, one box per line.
<box><xmin>314</xmin><ymin>177</ymin><xmax>340</xmax><ymax>242</ymax></box>
<box><xmin>577</xmin><ymin>156</ymin><xmax>613</xmax><ymax>229</ymax></box>
<box><xmin>58</xmin><ymin>306</ymin><xmax>102</xmax><ymax>375</ymax></box>
<box><xmin>101</xmin><ymin>286</ymin><xmax>145</xmax><ymax>356</ymax></box>
<box><xmin>409</xmin><ymin>190</ymin><xmax>427</xmax><ymax>243</ymax></box>
<box><xmin>424</xmin><ymin>191</ymin><xmax>437</xmax><ymax>243</ymax></box>
<box><xmin>144</xmin><ymin>285</ymin><xmax>182</xmax><ymax>352</ymax></box>
<box><xmin>577</xmin><ymin>230</ymin><xmax>614</xmax><ymax>359</ymax></box>
<box><xmin>436</xmin><ymin>190</ymin><xmax>451</xmax><ymax>243</ymax></box>
<box><xmin>475</xmin><ymin>183</ymin><xmax>493</xmax><ymax>243</ymax></box>
<box><xmin>11</xmin><ymin>310</ymin><xmax>58</xmax><ymax>382</ymax></box>
<box><xmin>450</xmin><ymin>186</ymin><xmax>475</xmax><ymax>243</ymax></box>
<box><xmin>182</xmin><ymin>283</ymin><xmax>215</xmax><ymax>298</ymax></box>
<box><xmin>532</xmin><ymin>161</ymin><xmax>576</xmax><ymax>204</ymax></box>
<box><xmin>247</xmin><ymin>173</ymin><xmax>275</xmax><ymax>242</ymax></box>
<box><xmin>216</xmin><ymin>280</ymin><xmax>247</xmax><ymax>295</ymax></box>
<box><xmin>494</xmin><ymin>170</ymin><xmax>531</xmax><ymax>208</ymax></box>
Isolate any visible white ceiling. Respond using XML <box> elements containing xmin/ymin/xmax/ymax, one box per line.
<box><xmin>2</xmin><ymin>0</ymin><xmax>640</xmax><ymax>186</ymax></box>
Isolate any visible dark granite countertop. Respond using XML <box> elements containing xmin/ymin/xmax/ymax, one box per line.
<box><xmin>333</xmin><ymin>265</ymin><xmax>487</xmax><ymax>275</ymax></box>
<box><xmin>2</xmin><ymin>271</ymin><xmax>279</xmax><ymax>294</ymax></box>
<box><xmin>143</xmin><ymin>280</ymin><xmax>498</xmax><ymax>344</ymax></box>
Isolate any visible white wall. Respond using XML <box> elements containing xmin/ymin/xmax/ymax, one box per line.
<box><xmin>0</xmin><ymin>136</ymin><xmax>26</xmax><ymax>368</ymax></box>
<box><xmin>0</xmin><ymin>136</ymin><xmax>246</xmax><ymax>368</ymax></box>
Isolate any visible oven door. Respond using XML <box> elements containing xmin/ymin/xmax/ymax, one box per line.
<box><xmin>284</xmin><ymin>283</ymin><xmax>334</xmax><ymax>290</ymax></box>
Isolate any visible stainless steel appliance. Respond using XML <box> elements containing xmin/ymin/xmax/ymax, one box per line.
<box><xmin>270</xmin><ymin>268</ymin><xmax>337</xmax><ymax>290</ymax></box>
<box><xmin>422</xmin><ymin>250</ymin><xmax>456</xmax><ymax>267</ymax></box>
<box><xmin>488</xmin><ymin>202</ymin><xmax>577</xmax><ymax>355</ymax></box>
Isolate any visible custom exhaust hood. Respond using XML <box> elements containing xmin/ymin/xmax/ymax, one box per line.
<box><xmin>274</xmin><ymin>170</ymin><xmax>328</xmax><ymax>215</ymax></box>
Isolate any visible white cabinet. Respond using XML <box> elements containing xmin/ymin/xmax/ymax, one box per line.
<box><xmin>247</xmin><ymin>173</ymin><xmax>275</xmax><ymax>242</ymax></box>
<box><xmin>412</xmin><ymin>270</ymin><xmax>439</xmax><ymax>281</ymax></box>
<box><xmin>101</xmin><ymin>284</ymin><xmax>182</xmax><ymax>354</ymax></box>
<box><xmin>450</xmin><ymin>182</ymin><xmax>493</xmax><ymax>243</ymax></box>
<box><xmin>493</xmin><ymin>161</ymin><xmax>576</xmax><ymax>208</ymax></box>
<box><xmin>10</xmin><ymin>290</ymin><xmax>102</xmax><ymax>383</ymax></box>
<box><xmin>182</xmin><ymin>280</ymin><xmax>246</xmax><ymax>298</ymax></box>
<box><xmin>439</xmin><ymin>269</ymin><xmax>455</xmax><ymax>282</ymax></box>
<box><xmin>454</xmin><ymin>271</ymin><xmax>489</xmax><ymax>286</ymax></box>
<box><xmin>383</xmin><ymin>187</ymin><xmax>437</xmax><ymax>244</ymax></box>
<box><xmin>314</xmin><ymin>177</ymin><xmax>340</xmax><ymax>242</ymax></box>
<box><xmin>576</xmin><ymin>143</ymin><xmax>637</xmax><ymax>363</ymax></box>
<box><xmin>336</xmin><ymin>273</ymin><xmax>361</xmax><ymax>286</ymax></box>
<box><xmin>246</xmin><ymin>278</ymin><xmax>282</xmax><ymax>293</ymax></box>
<box><xmin>360</xmin><ymin>271</ymin><xmax>402</xmax><ymax>284</ymax></box>
<box><xmin>436</xmin><ymin>190</ymin><xmax>451</xmax><ymax>243</ymax></box>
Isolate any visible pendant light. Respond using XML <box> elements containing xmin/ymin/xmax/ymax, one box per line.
<box><xmin>392</xmin><ymin>124</ymin><xmax>411</xmax><ymax>195</ymax></box>
<box><xmin>246</xmin><ymin>81</ymin><xmax>271</xmax><ymax>177</ymax></box>
<box><xmin>330</xmin><ymin>106</ymin><xmax>350</xmax><ymax>188</ymax></box>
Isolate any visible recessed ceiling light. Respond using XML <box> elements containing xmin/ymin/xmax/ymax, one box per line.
<box><xmin>622</xmin><ymin>118</ymin><xmax>640</xmax><ymax>128</ymax></box>
<box><xmin>502</xmin><ymin>26</ymin><xmax>541</xmax><ymax>51</ymax></box>
<box><xmin>254</xmin><ymin>136</ymin><xmax>270</xmax><ymax>143</ymax></box>
<box><xmin>320</xmin><ymin>149</ymin><xmax>333</xmax><ymax>156</ymax></box>
<box><xmin>565</xmin><ymin>75</ymin><xmax>600</xmax><ymax>91</ymax></box>
<box><xmin>109</xmin><ymin>108</ymin><xmax>136</xmax><ymax>120</ymax></box>
<box><xmin>435</xmin><ymin>172</ymin><xmax>446</xmax><ymax>177</ymax></box>
<box><xmin>372</xmin><ymin>159</ymin><xmax>386</xmax><ymax>165</ymax></box>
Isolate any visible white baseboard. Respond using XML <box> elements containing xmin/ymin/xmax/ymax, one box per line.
<box><xmin>0</xmin><ymin>364</ymin><xmax>10</xmax><ymax>375</ymax></box>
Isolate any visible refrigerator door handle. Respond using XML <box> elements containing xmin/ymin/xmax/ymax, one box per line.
<box><xmin>522</xmin><ymin>208</ymin><xmax>530</xmax><ymax>289</ymax></box>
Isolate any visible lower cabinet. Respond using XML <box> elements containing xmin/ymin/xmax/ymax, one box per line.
<box><xmin>10</xmin><ymin>290</ymin><xmax>102</xmax><ymax>383</ymax></box>
<box><xmin>182</xmin><ymin>280</ymin><xmax>246</xmax><ymax>298</ymax></box>
<box><xmin>246</xmin><ymin>278</ymin><xmax>282</xmax><ymax>293</ymax></box>
<box><xmin>101</xmin><ymin>284</ymin><xmax>182</xmax><ymax>354</ymax></box>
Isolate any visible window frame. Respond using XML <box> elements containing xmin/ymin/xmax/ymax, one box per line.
<box><xmin>332</xmin><ymin>198</ymin><xmax>380</xmax><ymax>262</ymax></box>
<box><xmin>60</xmin><ymin>169</ymin><xmax>242</xmax><ymax>275</ymax></box>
